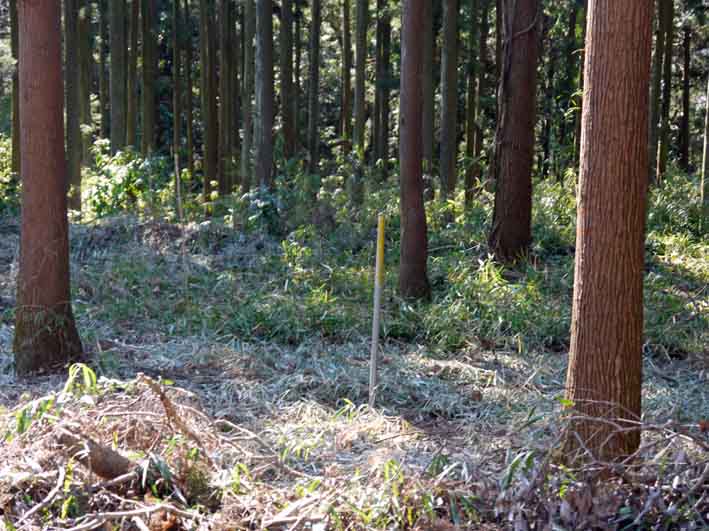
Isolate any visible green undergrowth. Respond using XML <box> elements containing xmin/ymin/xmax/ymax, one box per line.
<box><xmin>55</xmin><ymin>170</ymin><xmax>706</xmax><ymax>364</ymax></box>
<box><xmin>0</xmin><ymin>140</ymin><xmax>706</xmax><ymax>361</ymax></box>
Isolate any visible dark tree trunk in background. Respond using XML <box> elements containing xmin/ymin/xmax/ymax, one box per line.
<box><xmin>495</xmin><ymin>0</ymin><xmax>502</xmax><ymax>88</ymax></box>
<box><xmin>281</xmin><ymin>0</ymin><xmax>296</xmax><ymax>159</ymax></box>
<box><xmin>219</xmin><ymin>0</ymin><xmax>234</xmax><ymax>193</ymax></box>
<box><xmin>572</xmin><ymin>1</ymin><xmax>588</xmax><ymax>167</ymax></box>
<box><xmin>14</xmin><ymin>0</ymin><xmax>83</xmax><ymax>376</ymax></box>
<box><xmin>703</xmin><ymin>75</ymin><xmax>709</xmax><ymax>226</ymax></box>
<box><xmin>142</xmin><ymin>0</ymin><xmax>158</xmax><ymax>154</ymax></box>
<box><xmin>99</xmin><ymin>0</ymin><xmax>110</xmax><ymax>140</ymax></box>
<box><xmin>540</xmin><ymin>36</ymin><xmax>555</xmax><ymax>179</ymax></box>
<box><xmin>399</xmin><ymin>0</ymin><xmax>431</xmax><ymax>301</ymax></box>
<box><xmin>200</xmin><ymin>0</ymin><xmax>219</xmax><ymax>200</ymax></box>
<box><xmin>126</xmin><ymin>0</ymin><xmax>140</xmax><ymax>148</ymax></box>
<box><xmin>464</xmin><ymin>0</ymin><xmax>479</xmax><ymax>208</ymax></box>
<box><xmin>294</xmin><ymin>4</ymin><xmax>303</xmax><ymax>136</ymax></box>
<box><xmin>354</xmin><ymin>0</ymin><xmax>368</xmax><ymax>156</ymax></box>
<box><xmin>78</xmin><ymin>4</ymin><xmax>93</xmax><ymax>166</ymax></box>
<box><xmin>255</xmin><ymin>0</ymin><xmax>274</xmax><ymax>188</ymax></box>
<box><xmin>474</xmin><ymin>0</ymin><xmax>490</xmax><ymax>188</ymax></box>
<box><xmin>241</xmin><ymin>0</ymin><xmax>255</xmax><ymax>191</ymax></box>
<box><xmin>110</xmin><ymin>0</ymin><xmax>128</xmax><ymax>153</ymax></box>
<box><xmin>488</xmin><ymin>0</ymin><xmax>539</xmax><ymax>262</ymax></box>
<box><xmin>230</xmin><ymin>2</ymin><xmax>240</xmax><ymax>173</ymax></box>
<box><xmin>656</xmin><ymin>0</ymin><xmax>674</xmax><ymax>182</ymax></box>
<box><xmin>173</xmin><ymin>0</ymin><xmax>183</xmax><ymax>174</ymax></box>
<box><xmin>9</xmin><ymin>0</ymin><xmax>19</xmax><ymax>180</ymax></box>
<box><xmin>565</xmin><ymin>0</ymin><xmax>652</xmax><ymax>463</ymax></box>
<box><xmin>184</xmin><ymin>0</ymin><xmax>195</xmax><ymax>179</ymax></box>
<box><xmin>559</xmin><ymin>0</ymin><xmax>578</xmax><ymax>153</ymax></box>
<box><xmin>649</xmin><ymin>0</ymin><xmax>667</xmax><ymax>182</ymax></box>
<box><xmin>341</xmin><ymin>0</ymin><xmax>353</xmax><ymax>149</ymax></box>
<box><xmin>422</xmin><ymin>0</ymin><xmax>435</xmax><ymax>198</ymax></box>
<box><xmin>65</xmin><ymin>0</ymin><xmax>82</xmax><ymax>210</ymax></box>
<box><xmin>678</xmin><ymin>26</ymin><xmax>690</xmax><ymax>171</ymax></box>
<box><xmin>440</xmin><ymin>0</ymin><xmax>459</xmax><ymax>200</ymax></box>
<box><xmin>307</xmin><ymin>0</ymin><xmax>321</xmax><ymax>178</ymax></box>
<box><xmin>376</xmin><ymin>3</ymin><xmax>391</xmax><ymax>178</ymax></box>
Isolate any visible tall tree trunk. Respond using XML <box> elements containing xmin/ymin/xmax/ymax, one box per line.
<box><xmin>573</xmin><ymin>0</ymin><xmax>588</xmax><ymax>167</ymax></box>
<box><xmin>354</xmin><ymin>0</ymin><xmax>368</xmax><ymax>156</ymax></box>
<box><xmin>488</xmin><ymin>0</ymin><xmax>539</xmax><ymax>262</ymax></box>
<box><xmin>341</xmin><ymin>0</ymin><xmax>353</xmax><ymax>149</ymax></box>
<box><xmin>373</xmin><ymin>0</ymin><xmax>384</xmax><ymax>164</ymax></box>
<box><xmin>540</xmin><ymin>36</ymin><xmax>555</xmax><ymax>179</ymax></box>
<box><xmin>110</xmin><ymin>0</ymin><xmax>127</xmax><ymax>153</ymax></box>
<box><xmin>126</xmin><ymin>0</ymin><xmax>140</xmax><ymax>148</ymax></box>
<box><xmin>307</xmin><ymin>0</ymin><xmax>322</xmax><ymax>178</ymax></box>
<box><xmin>495</xmin><ymin>0</ymin><xmax>502</xmax><ymax>88</ymax></box>
<box><xmin>464</xmin><ymin>0</ymin><xmax>479</xmax><ymax>208</ymax></box>
<box><xmin>422</xmin><ymin>0</ymin><xmax>434</xmax><ymax>198</ymax></box>
<box><xmin>184</xmin><ymin>0</ymin><xmax>195</xmax><ymax>180</ymax></box>
<box><xmin>678</xmin><ymin>26</ymin><xmax>690</xmax><ymax>171</ymax></box>
<box><xmin>376</xmin><ymin>2</ymin><xmax>391</xmax><ymax>178</ymax></box>
<box><xmin>78</xmin><ymin>3</ymin><xmax>93</xmax><ymax>166</ymax></box>
<box><xmin>240</xmin><ymin>0</ymin><xmax>255</xmax><ymax>192</ymax></box>
<box><xmin>648</xmin><ymin>0</ymin><xmax>667</xmax><ymax>182</ymax></box>
<box><xmin>440</xmin><ymin>0</ymin><xmax>459</xmax><ymax>200</ymax></box>
<box><xmin>281</xmin><ymin>0</ymin><xmax>296</xmax><ymax>159</ymax></box>
<box><xmin>702</xmin><ymin>75</ymin><xmax>709</xmax><ymax>228</ymax></box>
<box><xmin>98</xmin><ymin>0</ymin><xmax>110</xmax><ymax>140</ymax></box>
<box><xmin>294</xmin><ymin>5</ymin><xmax>303</xmax><ymax>138</ymax></box>
<box><xmin>173</xmin><ymin>0</ymin><xmax>183</xmax><ymax>213</ymax></box>
<box><xmin>65</xmin><ymin>0</ymin><xmax>82</xmax><ymax>210</ymax></box>
<box><xmin>656</xmin><ymin>0</ymin><xmax>674</xmax><ymax>182</ymax></box>
<box><xmin>559</xmin><ymin>0</ymin><xmax>578</xmax><ymax>151</ymax></box>
<box><xmin>9</xmin><ymin>0</ymin><xmax>19</xmax><ymax>180</ymax></box>
<box><xmin>399</xmin><ymin>0</ymin><xmax>430</xmax><ymax>301</ymax></box>
<box><xmin>219</xmin><ymin>0</ymin><xmax>233</xmax><ymax>194</ymax></box>
<box><xmin>14</xmin><ymin>0</ymin><xmax>83</xmax><ymax>376</ymax></box>
<box><xmin>141</xmin><ymin>0</ymin><xmax>158</xmax><ymax>154</ymax></box>
<box><xmin>255</xmin><ymin>0</ymin><xmax>274</xmax><ymax>188</ymax></box>
<box><xmin>564</xmin><ymin>0</ymin><xmax>652</xmax><ymax>463</ymax></box>
<box><xmin>474</xmin><ymin>0</ymin><xmax>490</xmax><ymax>187</ymax></box>
<box><xmin>200</xmin><ymin>0</ymin><xmax>219</xmax><ymax>200</ymax></box>
<box><xmin>230</xmin><ymin>2</ymin><xmax>240</xmax><ymax>172</ymax></box>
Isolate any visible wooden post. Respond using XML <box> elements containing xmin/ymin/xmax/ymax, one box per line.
<box><xmin>369</xmin><ymin>213</ymin><xmax>385</xmax><ymax>408</ymax></box>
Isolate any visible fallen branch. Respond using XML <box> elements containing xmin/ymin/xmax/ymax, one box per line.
<box><xmin>138</xmin><ymin>373</ymin><xmax>215</xmax><ymax>468</ymax></box>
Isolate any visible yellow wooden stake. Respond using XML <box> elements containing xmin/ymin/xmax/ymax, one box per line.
<box><xmin>369</xmin><ymin>213</ymin><xmax>385</xmax><ymax>408</ymax></box>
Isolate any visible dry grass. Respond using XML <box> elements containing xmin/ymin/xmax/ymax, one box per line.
<box><xmin>0</xmin><ymin>215</ymin><xmax>707</xmax><ymax>530</ymax></box>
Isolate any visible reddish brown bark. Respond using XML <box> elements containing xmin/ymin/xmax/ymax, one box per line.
<box><xmin>399</xmin><ymin>0</ymin><xmax>430</xmax><ymax>300</ymax></box>
<box><xmin>564</xmin><ymin>0</ymin><xmax>652</xmax><ymax>463</ymax></box>
<box><xmin>14</xmin><ymin>0</ymin><xmax>83</xmax><ymax>376</ymax></box>
<box><xmin>488</xmin><ymin>0</ymin><xmax>539</xmax><ymax>262</ymax></box>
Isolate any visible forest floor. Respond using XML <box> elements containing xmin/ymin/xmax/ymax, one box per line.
<box><xmin>0</xmin><ymin>177</ymin><xmax>708</xmax><ymax>530</ymax></box>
